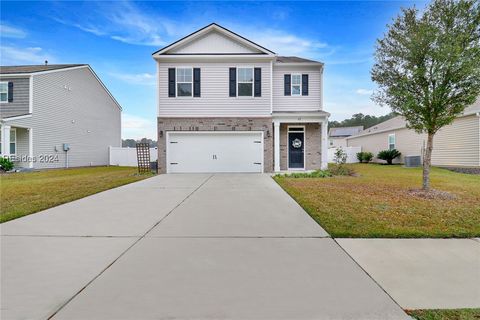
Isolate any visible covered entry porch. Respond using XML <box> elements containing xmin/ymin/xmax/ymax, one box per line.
<box><xmin>273</xmin><ymin>111</ymin><xmax>329</xmax><ymax>172</ymax></box>
<box><xmin>0</xmin><ymin>123</ymin><xmax>33</xmax><ymax>169</ymax></box>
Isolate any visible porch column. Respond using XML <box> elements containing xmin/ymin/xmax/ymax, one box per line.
<box><xmin>1</xmin><ymin>125</ymin><xmax>11</xmax><ymax>156</ymax></box>
<box><xmin>274</xmin><ymin>121</ymin><xmax>281</xmax><ymax>172</ymax></box>
<box><xmin>321</xmin><ymin>119</ymin><xmax>328</xmax><ymax>169</ymax></box>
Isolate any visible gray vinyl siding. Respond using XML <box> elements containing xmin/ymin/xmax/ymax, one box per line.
<box><xmin>7</xmin><ymin>67</ymin><xmax>121</xmax><ymax>169</ymax></box>
<box><xmin>158</xmin><ymin>61</ymin><xmax>271</xmax><ymax>117</ymax></box>
<box><xmin>0</xmin><ymin>77</ymin><xmax>30</xmax><ymax>118</ymax></box>
<box><xmin>13</xmin><ymin>127</ymin><xmax>30</xmax><ymax>167</ymax></box>
<box><xmin>272</xmin><ymin>65</ymin><xmax>323</xmax><ymax>112</ymax></box>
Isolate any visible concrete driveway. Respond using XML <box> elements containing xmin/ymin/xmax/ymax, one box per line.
<box><xmin>1</xmin><ymin>174</ymin><xmax>408</xmax><ymax>320</ymax></box>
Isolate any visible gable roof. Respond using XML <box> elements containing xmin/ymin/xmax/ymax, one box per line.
<box><xmin>329</xmin><ymin>126</ymin><xmax>364</xmax><ymax>137</ymax></box>
<box><xmin>0</xmin><ymin>64</ymin><xmax>122</xmax><ymax>111</ymax></box>
<box><xmin>0</xmin><ymin>64</ymin><xmax>87</xmax><ymax>74</ymax></box>
<box><xmin>347</xmin><ymin>100</ymin><xmax>480</xmax><ymax>140</ymax></box>
<box><xmin>152</xmin><ymin>23</ymin><xmax>276</xmax><ymax>57</ymax></box>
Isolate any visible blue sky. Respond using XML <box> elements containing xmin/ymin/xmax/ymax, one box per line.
<box><xmin>1</xmin><ymin>0</ymin><xmax>426</xmax><ymax>139</ymax></box>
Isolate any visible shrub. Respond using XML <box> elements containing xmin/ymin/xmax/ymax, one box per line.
<box><xmin>377</xmin><ymin>149</ymin><xmax>401</xmax><ymax>165</ymax></box>
<box><xmin>362</xmin><ymin>152</ymin><xmax>373</xmax><ymax>163</ymax></box>
<box><xmin>278</xmin><ymin>169</ymin><xmax>332</xmax><ymax>179</ymax></box>
<box><xmin>357</xmin><ymin>152</ymin><xmax>364</xmax><ymax>163</ymax></box>
<box><xmin>357</xmin><ymin>152</ymin><xmax>374</xmax><ymax>163</ymax></box>
<box><xmin>333</xmin><ymin>147</ymin><xmax>347</xmax><ymax>165</ymax></box>
<box><xmin>329</xmin><ymin>164</ymin><xmax>356</xmax><ymax>176</ymax></box>
<box><xmin>0</xmin><ymin>157</ymin><xmax>14</xmax><ymax>171</ymax></box>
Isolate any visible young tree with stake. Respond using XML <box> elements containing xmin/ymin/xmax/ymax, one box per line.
<box><xmin>372</xmin><ymin>0</ymin><xmax>480</xmax><ymax>191</ymax></box>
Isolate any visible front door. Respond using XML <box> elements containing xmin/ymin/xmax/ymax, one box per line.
<box><xmin>288</xmin><ymin>131</ymin><xmax>304</xmax><ymax>169</ymax></box>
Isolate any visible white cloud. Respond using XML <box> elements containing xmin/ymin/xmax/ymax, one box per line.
<box><xmin>110</xmin><ymin>72</ymin><xmax>156</xmax><ymax>86</ymax></box>
<box><xmin>0</xmin><ymin>23</ymin><xmax>27</xmax><ymax>38</ymax></box>
<box><xmin>356</xmin><ymin>89</ymin><xmax>373</xmax><ymax>95</ymax></box>
<box><xmin>122</xmin><ymin>114</ymin><xmax>156</xmax><ymax>140</ymax></box>
<box><xmin>0</xmin><ymin>46</ymin><xmax>53</xmax><ymax>65</ymax></box>
<box><xmin>53</xmin><ymin>2</ymin><xmax>184</xmax><ymax>46</ymax></box>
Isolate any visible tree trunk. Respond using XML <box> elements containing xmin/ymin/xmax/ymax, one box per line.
<box><xmin>422</xmin><ymin>133</ymin><xmax>434</xmax><ymax>191</ymax></box>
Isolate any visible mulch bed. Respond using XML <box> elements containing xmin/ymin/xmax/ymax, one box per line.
<box><xmin>408</xmin><ymin>188</ymin><xmax>458</xmax><ymax>200</ymax></box>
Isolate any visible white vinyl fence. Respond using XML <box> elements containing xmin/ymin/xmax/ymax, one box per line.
<box><xmin>109</xmin><ymin>147</ymin><xmax>158</xmax><ymax>167</ymax></box>
<box><xmin>328</xmin><ymin>146</ymin><xmax>361</xmax><ymax>164</ymax></box>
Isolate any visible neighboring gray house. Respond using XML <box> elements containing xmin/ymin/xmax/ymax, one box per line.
<box><xmin>346</xmin><ymin>101</ymin><xmax>480</xmax><ymax>167</ymax></box>
<box><xmin>328</xmin><ymin>126</ymin><xmax>363</xmax><ymax>148</ymax></box>
<box><xmin>0</xmin><ymin>64</ymin><xmax>122</xmax><ymax>169</ymax></box>
<box><xmin>153</xmin><ymin>23</ymin><xmax>329</xmax><ymax>173</ymax></box>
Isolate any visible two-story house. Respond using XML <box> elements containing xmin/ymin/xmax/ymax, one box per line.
<box><xmin>153</xmin><ymin>23</ymin><xmax>329</xmax><ymax>173</ymax></box>
<box><xmin>0</xmin><ymin>64</ymin><xmax>121</xmax><ymax>169</ymax></box>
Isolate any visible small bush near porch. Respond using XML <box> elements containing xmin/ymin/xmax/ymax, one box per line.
<box><xmin>0</xmin><ymin>166</ymin><xmax>151</xmax><ymax>223</ymax></box>
<box><xmin>274</xmin><ymin>164</ymin><xmax>480</xmax><ymax>238</ymax></box>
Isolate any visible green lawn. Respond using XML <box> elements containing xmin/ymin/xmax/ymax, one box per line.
<box><xmin>407</xmin><ymin>308</ymin><xmax>480</xmax><ymax>320</ymax></box>
<box><xmin>0</xmin><ymin>166</ymin><xmax>152</xmax><ymax>223</ymax></box>
<box><xmin>274</xmin><ymin>164</ymin><xmax>480</xmax><ymax>238</ymax></box>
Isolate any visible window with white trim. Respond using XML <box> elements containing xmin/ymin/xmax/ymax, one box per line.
<box><xmin>388</xmin><ymin>133</ymin><xmax>396</xmax><ymax>150</ymax></box>
<box><xmin>0</xmin><ymin>128</ymin><xmax>16</xmax><ymax>155</ymax></box>
<box><xmin>291</xmin><ymin>74</ymin><xmax>301</xmax><ymax>96</ymax></box>
<box><xmin>176</xmin><ymin>68</ymin><xmax>193</xmax><ymax>97</ymax></box>
<box><xmin>0</xmin><ymin>82</ymin><xmax>8</xmax><ymax>102</ymax></box>
<box><xmin>237</xmin><ymin>68</ymin><xmax>253</xmax><ymax>96</ymax></box>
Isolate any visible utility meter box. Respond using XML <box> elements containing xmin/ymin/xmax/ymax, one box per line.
<box><xmin>63</xmin><ymin>143</ymin><xmax>70</xmax><ymax>152</ymax></box>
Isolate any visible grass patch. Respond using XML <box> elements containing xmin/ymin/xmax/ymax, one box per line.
<box><xmin>406</xmin><ymin>308</ymin><xmax>480</xmax><ymax>320</ymax></box>
<box><xmin>1</xmin><ymin>166</ymin><xmax>152</xmax><ymax>223</ymax></box>
<box><xmin>274</xmin><ymin>164</ymin><xmax>480</xmax><ymax>238</ymax></box>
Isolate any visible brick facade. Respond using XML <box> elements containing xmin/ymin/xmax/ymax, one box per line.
<box><xmin>157</xmin><ymin>117</ymin><xmax>274</xmax><ymax>173</ymax></box>
<box><xmin>279</xmin><ymin>123</ymin><xmax>322</xmax><ymax>170</ymax></box>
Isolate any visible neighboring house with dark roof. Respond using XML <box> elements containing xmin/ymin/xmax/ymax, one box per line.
<box><xmin>0</xmin><ymin>64</ymin><xmax>121</xmax><ymax>169</ymax></box>
<box><xmin>346</xmin><ymin>101</ymin><xmax>480</xmax><ymax>167</ymax></box>
<box><xmin>153</xmin><ymin>23</ymin><xmax>329</xmax><ymax>173</ymax></box>
<box><xmin>328</xmin><ymin>126</ymin><xmax>363</xmax><ymax>148</ymax></box>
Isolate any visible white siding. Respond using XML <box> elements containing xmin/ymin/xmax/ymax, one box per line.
<box><xmin>171</xmin><ymin>31</ymin><xmax>261</xmax><ymax>54</ymax></box>
<box><xmin>431</xmin><ymin>115</ymin><xmax>479</xmax><ymax>167</ymax></box>
<box><xmin>7</xmin><ymin>67</ymin><xmax>121</xmax><ymax>169</ymax></box>
<box><xmin>158</xmin><ymin>61</ymin><xmax>271</xmax><ymax>117</ymax></box>
<box><xmin>272</xmin><ymin>65</ymin><xmax>323</xmax><ymax>112</ymax></box>
<box><xmin>347</xmin><ymin>114</ymin><xmax>480</xmax><ymax>167</ymax></box>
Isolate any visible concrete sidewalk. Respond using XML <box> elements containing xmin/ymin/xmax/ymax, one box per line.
<box><xmin>1</xmin><ymin>174</ymin><xmax>409</xmax><ymax>320</ymax></box>
<box><xmin>338</xmin><ymin>238</ymin><xmax>480</xmax><ymax>309</ymax></box>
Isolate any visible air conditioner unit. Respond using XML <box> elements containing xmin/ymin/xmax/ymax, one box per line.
<box><xmin>405</xmin><ymin>155</ymin><xmax>421</xmax><ymax>167</ymax></box>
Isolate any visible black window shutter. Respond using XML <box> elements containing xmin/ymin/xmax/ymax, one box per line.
<box><xmin>284</xmin><ymin>74</ymin><xmax>291</xmax><ymax>96</ymax></box>
<box><xmin>229</xmin><ymin>68</ymin><xmax>236</xmax><ymax>97</ymax></box>
<box><xmin>254</xmin><ymin>68</ymin><xmax>261</xmax><ymax>97</ymax></box>
<box><xmin>193</xmin><ymin>68</ymin><xmax>201</xmax><ymax>97</ymax></box>
<box><xmin>7</xmin><ymin>82</ymin><xmax>13</xmax><ymax>102</ymax></box>
<box><xmin>302</xmin><ymin>74</ymin><xmax>309</xmax><ymax>96</ymax></box>
<box><xmin>168</xmin><ymin>68</ymin><xmax>175</xmax><ymax>97</ymax></box>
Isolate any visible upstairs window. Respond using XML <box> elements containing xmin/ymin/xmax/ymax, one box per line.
<box><xmin>237</xmin><ymin>68</ymin><xmax>253</xmax><ymax>96</ymax></box>
<box><xmin>388</xmin><ymin>134</ymin><xmax>396</xmax><ymax>150</ymax></box>
<box><xmin>0</xmin><ymin>82</ymin><xmax>8</xmax><ymax>102</ymax></box>
<box><xmin>291</xmin><ymin>74</ymin><xmax>301</xmax><ymax>96</ymax></box>
<box><xmin>176</xmin><ymin>68</ymin><xmax>193</xmax><ymax>97</ymax></box>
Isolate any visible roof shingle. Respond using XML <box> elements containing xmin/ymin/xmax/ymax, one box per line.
<box><xmin>0</xmin><ymin>64</ymin><xmax>87</xmax><ymax>74</ymax></box>
<box><xmin>276</xmin><ymin>56</ymin><xmax>323</xmax><ymax>64</ymax></box>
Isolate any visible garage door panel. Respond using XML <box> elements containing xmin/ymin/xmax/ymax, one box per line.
<box><xmin>167</xmin><ymin>132</ymin><xmax>263</xmax><ymax>173</ymax></box>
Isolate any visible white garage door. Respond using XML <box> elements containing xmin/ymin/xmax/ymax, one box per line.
<box><xmin>167</xmin><ymin>131</ymin><xmax>264</xmax><ymax>173</ymax></box>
